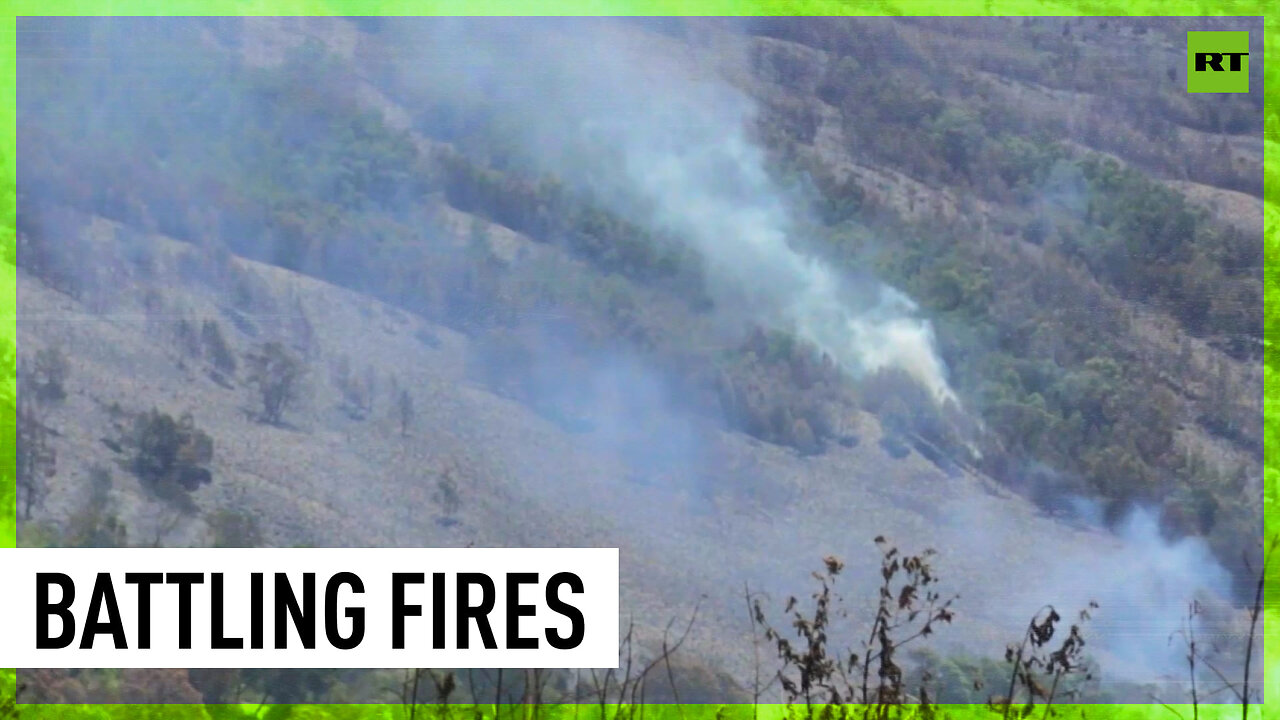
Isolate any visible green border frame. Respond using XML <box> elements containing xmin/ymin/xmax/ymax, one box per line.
<box><xmin>0</xmin><ymin>5</ymin><xmax>1274</xmax><ymax>720</ymax></box>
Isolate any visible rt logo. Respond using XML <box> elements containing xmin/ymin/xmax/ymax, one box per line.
<box><xmin>1187</xmin><ymin>31</ymin><xmax>1249</xmax><ymax>93</ymax></box>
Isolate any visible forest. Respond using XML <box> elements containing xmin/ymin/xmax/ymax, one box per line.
<box><xmin>6</xmin><ymin>14</ymin><xmax>1272</xmax><ymax>716</ymax></box>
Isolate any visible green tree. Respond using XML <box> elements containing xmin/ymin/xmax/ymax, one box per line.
<box><xmin>247</xmin><ymin>341</ymin><xmax>305</xmax><ymax>424</ymax></box>
<box><xmin>930</xmin><ymin>107</ymin><xmax>983</xmax><ymax>178</ymax></box>
<box><xmin>131</xmin><ymin>410</ymin><xmax>214</xmax><ymax>498</ymax></box>
<box><xmin>16</xmin><ymin>395</ymin><xmax>54</xmax><ymax>520</ymax></box>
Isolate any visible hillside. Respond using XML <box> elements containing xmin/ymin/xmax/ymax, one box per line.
<box><xmin>14</xmin><ymin>15</ymin><xmax>1265</xmax><ymax>707</ymax></box>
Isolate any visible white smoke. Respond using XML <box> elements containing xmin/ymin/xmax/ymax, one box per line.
<box><xmin>1063</xmin><ymin>506</ymin><xmax>1236</xmax><ymax>683</ymax></box>
<box><xmin>412</xmin><ymin>18</ymin><xmax>959</xmax><ymax>404</ymax></box>
<box><xmin>623</xmin><ymin>121</ymin><xmax>957</xmax><ymax>404</ymax></box>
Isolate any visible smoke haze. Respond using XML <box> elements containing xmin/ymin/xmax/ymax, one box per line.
<box><xmin>404</xmin><ymin>18</ymin><xmax>958</xmax><ymax>403</ymax></box>
<box><xmin>15</xmin><ymin>15</ymin><xmax>1261</xmax><ymax>704</ymax></box>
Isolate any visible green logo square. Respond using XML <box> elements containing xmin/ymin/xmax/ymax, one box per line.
<box><xmin>1187</xmin><ymin>31</ymin><xmax>1249</xmax><ymax>93</ymax></box>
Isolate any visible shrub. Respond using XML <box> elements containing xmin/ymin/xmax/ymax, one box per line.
<box><xmin>207</xmin><ymin>508</ymin><xmax>264</xmax><ymax>548</ymax></box>
<box><xmin>64</xmin><ymin>465</ymin><xmax>128</xmax><ymax>548</ymax></box>
<box><xmin>396</xmin><ymin>388</ymin><xmax>416</xmax><ymax>437</ymax></box>
<box><xmin>174</xmin><ymin>318</ymin><xmax>202</xmax><ymax>359</ymax></box>
<box><xmin>994</xmin><ymin>602</ymin><xmax>1097</xmax><ymax>717</ymax></box>
<box><xmin>434</xmin><ymin>464</ymin><xmax>462</xmax><ymax>526</ymax></box>
<box><xmin>749</xmin><ymin>540</ymin><xmax>956</xmax><ymax>714</ymax></box>
<box><xmin>201</xmin><ymin>319</ymin><xmax>237</xmax><ymax>376</ymax></box>
<box><xmin>16</xmin><ymin>395</ymin><xmax>55</xmax><ymax>520</ymax></box>
<box><xmin>30</xmin><ymin>345</ymin><xmax>70</xmax><ymax>403</ymax></box>
<box><xmin>131</xmin><ymin>409</ymin><xmax>214</xmax><ymax>502</ymax></box>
